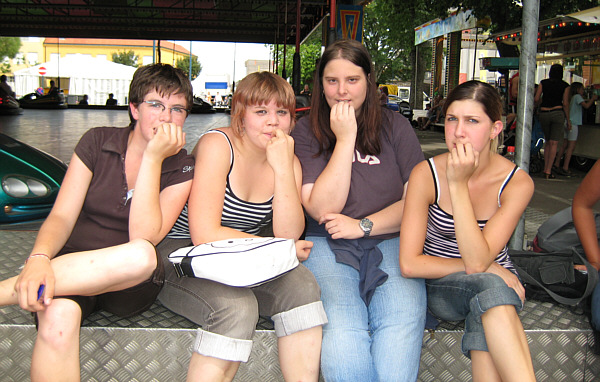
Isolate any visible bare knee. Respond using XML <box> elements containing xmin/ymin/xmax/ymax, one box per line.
<box><xmin>122</xmin><ymin>239</ymin><xmax>157</xmax><ymax>276</ymax></box>
<box><xmin>36</xmin><ymin>301</ymin><xmax>81</xmax><ymax>351</ymax></box>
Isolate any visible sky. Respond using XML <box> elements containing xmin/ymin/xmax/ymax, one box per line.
<box><xmin>175</xmin><ymin>41</ymin><xmax>273</xmax><ymax>82</ymax></box>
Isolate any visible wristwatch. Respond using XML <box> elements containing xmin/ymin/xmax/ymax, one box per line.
<box><xmin>359</xmin><ymin>218</ymin><xmax>373</xmax><ymax>238</ymax></box>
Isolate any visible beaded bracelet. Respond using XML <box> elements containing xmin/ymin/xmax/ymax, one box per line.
<box><xmin>25</xmin><ymin>253</ymin><xmax>50</xmax><ymax>264</ymax></box>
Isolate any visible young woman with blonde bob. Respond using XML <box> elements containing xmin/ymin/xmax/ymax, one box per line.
<box><xmin>157</xmin><ymin>71</ymin><xmax>326</xmax><ymax>382</ymax></box>
<box><xmin>399</xmin><ymin>80</ymin><xmax>536</xmax><ymax>381</ymax></box>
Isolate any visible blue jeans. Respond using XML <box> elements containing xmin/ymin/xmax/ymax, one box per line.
<box><xmin>426</xmin><ymin>272</ymin><xmax>523</xmax><ymax>357</ymax></box>
<box><xmin>304</xmin><ymin>236</ymin><xmax>426</xmax><ymax>382</ymax></box>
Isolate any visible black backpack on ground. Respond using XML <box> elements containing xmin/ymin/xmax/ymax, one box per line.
<box><xmin>509</xmin><ymin>207</ymin><xmax>599</xmax><ymax>307</ymax></box>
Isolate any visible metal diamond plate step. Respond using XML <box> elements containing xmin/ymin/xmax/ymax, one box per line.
<box><xmin>1</xmin><ymin>207</ymin><xmax>599</xmax><ymax>381</ymax></box>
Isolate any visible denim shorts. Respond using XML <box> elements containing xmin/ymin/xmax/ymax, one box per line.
<box><xmin>426</xmin><ymin>271</ymin><xmax>523</xmax><ymax>357</ymax></box>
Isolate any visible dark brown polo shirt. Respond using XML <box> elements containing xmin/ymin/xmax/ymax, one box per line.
<box><xmin>60</xmin><ymin>125</ymin><xmax>194</xmax><ymax>255</ymax></box>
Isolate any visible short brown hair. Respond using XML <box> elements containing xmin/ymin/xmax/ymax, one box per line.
<box><xmin>128</xmin><ymin>64</ymin><xmax>193</xmax><ymax>121</ymax></box>
<box><xmin>230</xmin><ymin>72</ymin><xmax>296</xmax><ymax>136</ymax></box>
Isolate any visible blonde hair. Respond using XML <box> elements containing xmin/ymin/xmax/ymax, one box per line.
<box><xmin>230</xmin><ymin>72</ymin><xmax>296</xmax><ymax>136</ymax></box>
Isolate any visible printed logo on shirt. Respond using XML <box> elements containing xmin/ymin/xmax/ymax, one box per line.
<box><xmin>183</xmin><ymin>165</ymin><xmax>194</xmax><ymax>173</ymax></box>
<box><xmin>353</xmin><ymin>150</ymin><xmax>380</xmax><ymax>165</ymax></box>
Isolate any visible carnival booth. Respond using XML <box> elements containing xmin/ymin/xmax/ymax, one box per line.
<box><xmin>492</xmin><ymin>6</ymin><xmax>600</xmax><ymax>167</ymax></box>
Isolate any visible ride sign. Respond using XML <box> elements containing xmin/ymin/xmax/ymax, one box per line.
<box><xmin>38</xmin><ymin>67</ymin><xmax>46</xmax><ymax>76</ymax></box>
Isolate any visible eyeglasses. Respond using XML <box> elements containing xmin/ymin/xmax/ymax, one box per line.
<box><xmin>143</xmin><ymin>100</ymin><xmax>190</xmax><ymax>117</ymax></box>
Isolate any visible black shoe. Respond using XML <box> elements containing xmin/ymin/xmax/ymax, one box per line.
<box><xmin>593</xmin><ymin>329</ymin><xmax>600</xmax><ymax>355</ymax></box>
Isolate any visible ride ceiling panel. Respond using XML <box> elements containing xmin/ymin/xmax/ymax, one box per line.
<box><xmin>0</xmin><ymin>0</ymin><xmax>328</xmax><ymax>44</ymax></box>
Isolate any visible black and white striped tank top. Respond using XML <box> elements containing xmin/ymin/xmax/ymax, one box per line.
<box><xmin>422</xmin><ymin>157</ymin><xmax>518</xmax><ymax>273</ymax></box>
<box><xmin>167</xmin><ymin>129</ymin><xmax>273</xmax><ymax>239</ymax></box>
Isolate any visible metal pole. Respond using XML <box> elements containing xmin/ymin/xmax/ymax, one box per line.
<box><xmin>57</xmin><ymin>38</ymin><xmax>60</xmax><ymax>91</ymax></box>
<box><xmin>292</xmin><ymin>0</ymin><xmax>301</xmax><ymax>93</ymax></box>
<box><xmin>283</xmin><ymin>1</ymin><xmax>288</xmax><ymax>80</ymax></box>
<box><xmin>327</xmin><ymin>0</ymin><xmax>337</xmax><ymax>46</ymax></box>
<box><xmin>233</xmin><ymin>43</ymin><xmax>237</xmax><ymax>93</ymax></box>
<box><xmin>509</xmin><ymin>0</ymin><xmax>540</xmax><ymax>250</ymax></box>
<box><xmin>472</xmin><ymin>28</ymin><xmax>478</xmax><ymax>80</ymax></box>
<box><xmin>189</xmin><ymin>41</ymin><xmax>193</xmax><ymax>81</ymax></box>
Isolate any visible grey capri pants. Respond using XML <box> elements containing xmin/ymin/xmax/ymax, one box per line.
<box><xmin>156</xmin><ymin>238</ymin><xmax>327</xmax><ymax>362</ymax></box>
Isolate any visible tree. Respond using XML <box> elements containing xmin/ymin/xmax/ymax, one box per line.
<box><xmin>363</xmin><ymin>0</ymin><xmax>436</xmax><ymax>108</ymax></box>
<box><xmin>0</xmin><ymin>37</ymin><xmax>22</xmax><ymax>73</ymax></box>
<box><xmin>175</xmin><ymin>56</ymin><xmax>202</xmax><ymax>80</ymax></box>
<box><xmin>112</xmin><ymin>50</ymin><xmax>139</xmax><ymax>67</ymax></box>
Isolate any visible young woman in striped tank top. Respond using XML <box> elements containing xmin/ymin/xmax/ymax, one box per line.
<box><xmin>156</xmin><ymin>71</ymin><xmax>326</xmax><ymax>382</ymax></box>
<box><xmin>399</xmin><ymin>80</ymin><xmax>536</xmax><ymax>381</ymax></box>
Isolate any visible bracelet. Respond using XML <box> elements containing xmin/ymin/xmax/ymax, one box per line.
<box><xmin>25</xmin><ymin>253</ymin><xmax>50</xmax><ymax>264</ymax></box>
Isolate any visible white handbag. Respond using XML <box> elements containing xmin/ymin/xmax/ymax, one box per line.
<box><xmin>168</xmin><ymin>237</ymin><xmax>299</xmax><ymax>287</ymax></box>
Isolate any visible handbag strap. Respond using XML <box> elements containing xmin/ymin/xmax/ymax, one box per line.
<box><xmin>513</xmin><ymin>247</ymin><xmax>599</xmax><ymax>306</ymax></box>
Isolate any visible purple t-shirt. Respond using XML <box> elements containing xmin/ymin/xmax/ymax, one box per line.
<box><xmin>292</xmin><ymin>108</ymin><xmax>424</xmax><ymax>239</ymax></box>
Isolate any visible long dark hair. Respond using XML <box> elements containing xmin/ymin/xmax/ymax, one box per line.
<box><xmin>310</xmin><ymin>39</ymin><xmax>382</xmax><ymax>156</ymax></box>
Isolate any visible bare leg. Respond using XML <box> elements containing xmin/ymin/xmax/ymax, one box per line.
<box><xmin>544</xmin><ymin>140</ymin><xmax>559</xmax><ymax>175</ymax></box>
<box><xmin>186</xmin><ymin>353</ymin><xmax>240</xmax><ymax>382</ymax></box>
<box><xmin>471</xmin><ymin>351</ymin><xmax>501</xmax><ymax>382</ymax></box>
<box><xmin>0</xmin><ymin>275</ymin><xmax>19</xmax><ymax>305</ymax></box>
<box><xmin>31</xmin><ymin>299</ymin><xmax>82</xmax><ymax>382</ymax></box>
<box><xmin>278</xmin><ymin>326</ymin><xmax>322</xmax><ymax>382</ymax></box>
<box><xmin>481</xmin><ymin>305</ymin><xmax>535</xmax><ymax>382</ymax></box>
<box><xmin>0</xmin><ymin>239</ymin><xmax>157</xmax><ymax>306</ymax></box>
<box><xmin>554</xmin><ymin>139</ymin><xmax>567</xmax><ymax>168</ymax></box>
<box><xmin>563</xmin><ymin>140</ymin><xmax>577</xmax><ymax>170</ymax></box>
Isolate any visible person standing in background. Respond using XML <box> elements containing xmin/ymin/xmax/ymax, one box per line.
<box><xmin>534</xmin><ymin>64</ymin><xmax>570</xmax><ymax>179</ymax></box>
<box><xmin>554</xmin><ymin>82</ymin><xmax>598</xmax><ymax>176</ymax></box>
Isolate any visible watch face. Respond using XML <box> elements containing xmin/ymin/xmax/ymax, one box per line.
<box><xmin>360</xmin><ymin>218</ymin><xmax>373</xmax><ymax>231</ymax></box>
